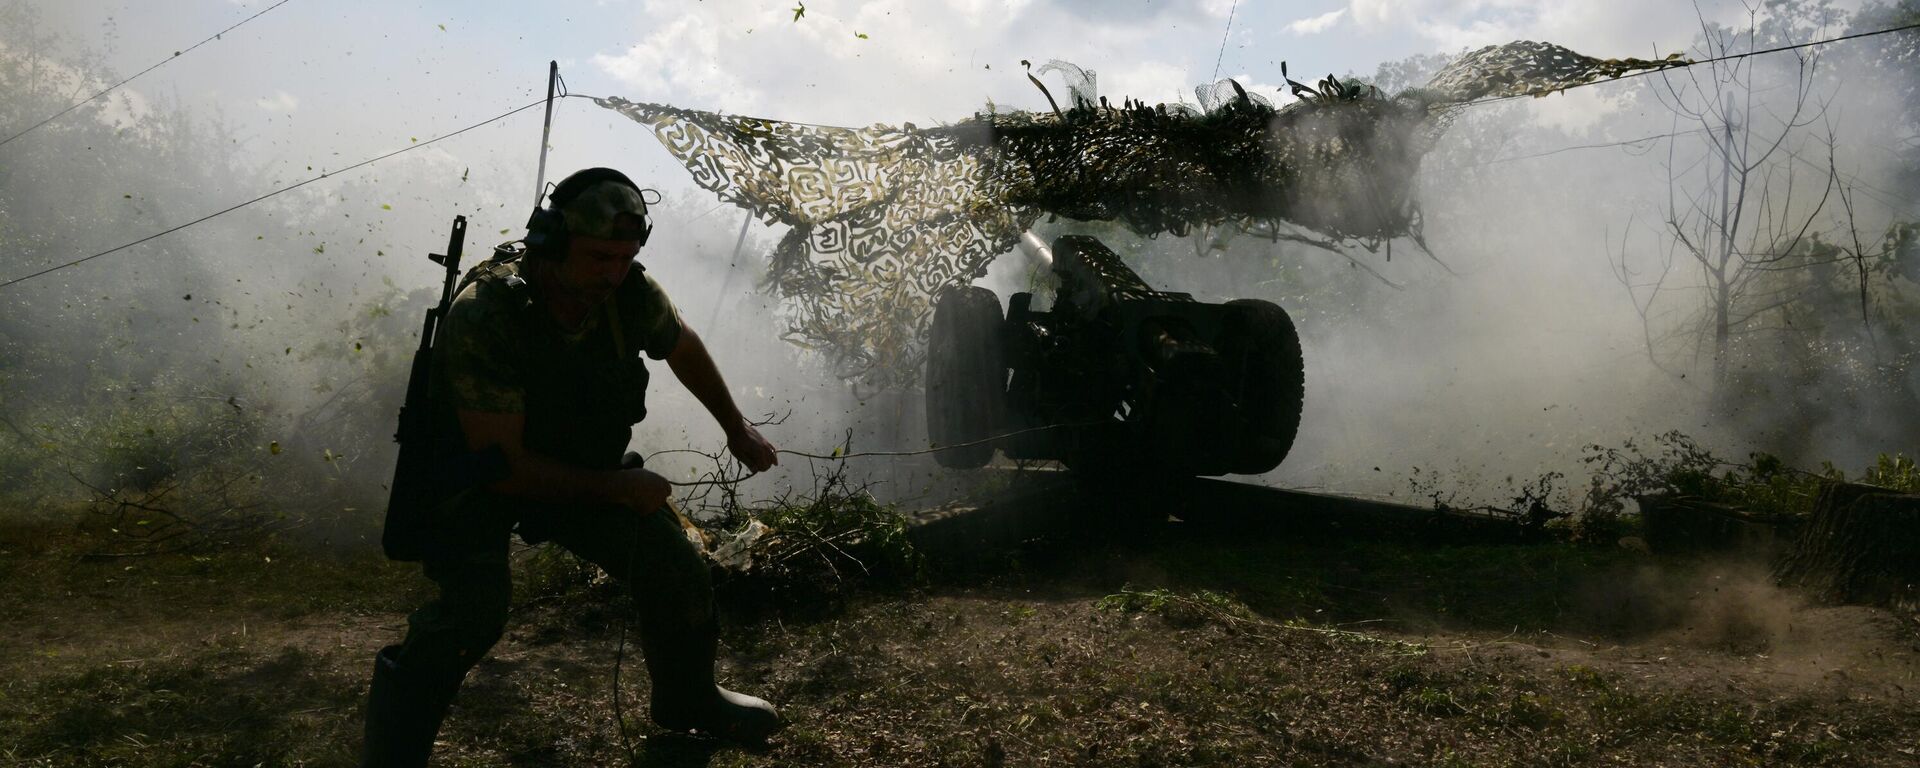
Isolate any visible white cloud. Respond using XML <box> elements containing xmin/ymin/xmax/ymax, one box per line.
<box><xmin>592</xmin><ymin>13</ymin><xmax>761</xmax><ymax>114</ymax></box>
<box><xmin>1341</xmin><ymin>0</ymin><xmax>1753</xmax><ymax>55</ymax></box>
<box><xmin>590</xmin><ymin>0</ymin><xmax>1147</xmax><ymax>125</ymax></box>
<box><xmin>1286</xmin><ymin>8</ymin><xmax>1348</xmax><ymax>35</ymax></box>
<box><xmin>255</xmin><ymin>90</ymin><xmax>298</xmax><ymax>113</ymax></box>
<box><xmin>1102</xmin><ymin>60</ymin><xmax>1189</xmax><ymax>104</ymax></box>
<box><xmin>1197</xmin><ymin>0</ymin><xmax>1237</xmax><ymax>16</ymax></box>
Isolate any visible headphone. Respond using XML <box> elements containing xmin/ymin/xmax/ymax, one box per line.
<box><xmin>524</xmin><ymin>167</ymin><xmax>654</xmax><ymax>261</ymax></box>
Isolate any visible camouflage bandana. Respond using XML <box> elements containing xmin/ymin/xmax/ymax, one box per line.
<box><xmin>560</xmin><ymin>180</ymin><xmax>650</xmax><ymax>241</ymax></box>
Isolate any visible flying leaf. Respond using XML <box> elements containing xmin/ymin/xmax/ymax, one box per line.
<box><xmin>792</xmin><ymin>2</ymin><xmax>805</xmax><ymax>21</ymax></box>
<box><xmin>269</xmin><ymin>441</ymin><xmax>282</xmax><ymax>455</ymax></box>
<box><xmin>437</xmin><ymin>23</ymin><xmax>446</xmax><ymax>31</ymax></box>
<box><xmin>855</xmin><ymin>31</ymin><xmax>868</xmax><ymax>39</ymax></box>
<box><xmin>381</xmin><ymin>204</ymin><xmax>392</xmax><ymax>210</ymax></box>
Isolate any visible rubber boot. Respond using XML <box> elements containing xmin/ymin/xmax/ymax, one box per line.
<box><xmin>361</xmin><ymin>645</ymin><xmax>459</xmax><ymax>768</ymax></box>
<box><xmin>641</xmin><ymin>612</ymin><xmax>782</xmax><ymax>742</ymax></box>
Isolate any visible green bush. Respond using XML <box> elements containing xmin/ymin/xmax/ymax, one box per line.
<box><xmin>1579</xmin><ymin>432</ymin><xmax>1913</xmax><ymax>541</ymax></box>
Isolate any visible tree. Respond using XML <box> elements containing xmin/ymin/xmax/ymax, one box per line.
<box><xmin>1646</xmin><ymin>2</ymin><xmax>1842</xmax><ymax>385</ymax></box>
<box><xmin>1614</xmin><ymin>0</ymin><xmax>1920</xmax><ymax>456</ymax></box>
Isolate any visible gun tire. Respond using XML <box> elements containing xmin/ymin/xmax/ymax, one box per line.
<box><xmin>1220</xmin><ymin>299</ymin><xmax>1304</xmax><ymax>475</ymax></box>
<box><xmin>927</xmin><ymin>285</ymin><xmax>1005</xmax><ymax>469</ymax></box>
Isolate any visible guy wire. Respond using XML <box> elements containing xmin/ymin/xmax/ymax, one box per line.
<box><xmin>8</xmin><ymin>23</ymin><xmax>1915</xmax><ymax>291</ymax></box>
<box><xmin>0</xmin><ymin>0</ymin><xmax>298</xmax><ymax>150</ymax></box>
<box><xmin>1456</xmin><ymin>21</ymin><xmax>1920</xmax><ymax>109</ymax></box>
<box><xmin>1212</xmin><ymin>0</ymin><xmax>1239</xmax><ymax>83</ymax></box>
<box><xmin>0</xmin><ymin>97</ymin><xmax>549</xmax><ymax>290</ymax></box>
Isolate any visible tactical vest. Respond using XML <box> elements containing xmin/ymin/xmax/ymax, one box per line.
<box><xmin>449</xmin><ymin>245</ymin><xmax>655</xmax><ymax>471</ymax></box>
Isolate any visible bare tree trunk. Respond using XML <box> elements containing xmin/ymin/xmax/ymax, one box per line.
<box><xmin>1713</xmin><ymin>280</ymin><xmax>1731</xmax><ymax>385</ymax></box>
<box><xmin>1712</xmin><ymin>94</ymin><xmax>1735</xmax><ymax>390</ymax></box>
<box><xmin>1774</xmin><ymin>483</ymin><xmax>1920</xmax><ymax>609</ymax></box>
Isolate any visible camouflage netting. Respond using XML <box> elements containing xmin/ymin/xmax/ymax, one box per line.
<box><xmin>598</xmin><ymin>41</ymin><xmax>1684</xmax><ymax>387</ymax></box>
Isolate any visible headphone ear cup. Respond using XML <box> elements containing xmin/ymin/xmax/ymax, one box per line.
<box><xmin>525</xmin><ymin>207</ymin><xmax>569</xmax><ymax>260</ymax></box>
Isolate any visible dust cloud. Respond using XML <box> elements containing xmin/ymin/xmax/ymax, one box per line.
<box><xmin>2</xmin><ymin>2</ymin><xmax>1915</xmax><ymax>541</ymax></box>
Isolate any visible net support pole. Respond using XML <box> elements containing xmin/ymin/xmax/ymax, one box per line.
<box><xmin>705</xmin><ymin>209</ymin><xmax>756</xmax><ymax>332</ymax></box>
<box><xmin>532</xmin><ymin>60</ymin><xmax>559</xmax><ymax>208</ymax></box>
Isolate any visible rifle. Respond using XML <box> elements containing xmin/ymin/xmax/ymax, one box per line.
<box><xmin>382</xmin><ymin>215</ymin><xmax>505</xmax><ymax>561</ymax></box>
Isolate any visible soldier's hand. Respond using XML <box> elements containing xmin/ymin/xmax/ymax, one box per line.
<box><xmin>726</xmin><ymin>420</ymin><xmax>778</xmax><ymax>473</ymax></box>
<box><xmin>616</xmin><ymin>467</ymin><xmax>672</xmax><ymax>514</ymax></box>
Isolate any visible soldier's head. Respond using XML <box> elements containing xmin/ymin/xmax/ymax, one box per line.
<box><xmin>525</xmin><ymin>167</ymin><xmax>654</xmax><ymax>305</ymax></box>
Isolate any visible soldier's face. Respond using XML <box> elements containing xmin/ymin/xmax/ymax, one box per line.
<box><xmin>558</xmin><ymin>236</ymin><xmax>641</xmax><ymax>304</ymax></box>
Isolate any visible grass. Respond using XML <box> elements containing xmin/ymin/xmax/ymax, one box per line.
<box><xmin>0</xmin><ymin>522</ymin><xmax>426</xmax><ymax>623</ymax></box>
<box><xmin>2</xmin><ymin>512</ymin><xmax>1916</xmax><ymax>767</ymax></box>
<box><xmin>1113</xmin><ymin>526</ymin><xmax>1635</xmax><ymax>636</ymax></box>
<box><xmin>6</xmin><ymin>645</ymin><xmax>360</xmax><ymax>766</ymax></box>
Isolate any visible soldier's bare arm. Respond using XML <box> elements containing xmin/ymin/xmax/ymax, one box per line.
<box><xmin>457</xmin><ymin>408</ymin><xmax>670</xmax><ymax>512</ymax></box>
<box><xmin>664</xmin><ymin>325</ymin><xmax>778</xmax><ymax>472</ymax></box>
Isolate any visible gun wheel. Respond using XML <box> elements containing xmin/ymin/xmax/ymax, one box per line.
<box><xmin>1219</xmin><ymin>299</ymin><xmax>1304</xmax><ymax>475</ymax></box>
<box><xmin>926</xmin><ymin>285</ymin><xmax>1005</xmax><ymax>469</ymax></box>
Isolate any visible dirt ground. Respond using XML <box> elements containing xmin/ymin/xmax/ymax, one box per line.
<box><xmin>3</xmin><ymin>514</ymin><xmax>1918</xmax><ymax>767</ymax></box>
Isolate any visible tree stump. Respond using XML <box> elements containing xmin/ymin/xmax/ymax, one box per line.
<box><xmin>1773</xmin><ymin>482</ymin><xmax>1920</xmax><ymax>609</ymax></box>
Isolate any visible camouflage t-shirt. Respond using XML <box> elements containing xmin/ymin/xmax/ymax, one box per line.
<box><xmin>436</xmin><ymin>251</ymin><xmax>683</xmax><ymax>417</ymax></box>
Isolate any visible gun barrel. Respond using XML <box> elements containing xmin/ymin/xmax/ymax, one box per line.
<box><xmin>437</xmin><ymin>215</ymin><xmax>469</xmax><ymax>308</ymax></box>
<box><xmin>1017</xmin><ymin>230</ymin><xmax>1053</xmax><ymax>269</ymax></box>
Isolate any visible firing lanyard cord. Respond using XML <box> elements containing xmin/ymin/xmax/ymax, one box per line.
<box><xmin>659</xmin><ymin>421</ymin><xmax>1100</xmax><ymax>488</ymax></box>
<box><xmin>618</xmin><ymin>420</ymin><xmax>1098</xmax><ymax>752</ymax></box>
<box><xmin>776</xmin><ymin>422</ymin><xmax>1083</xmax><ymax>460</ymax></box>
<box><xmin>612</xmin><ymin>511</ymin><xmax>643</xmax><ymax>755</ymax></box>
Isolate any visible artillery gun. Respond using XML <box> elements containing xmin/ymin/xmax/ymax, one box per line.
<box><xmin>926</xmin><ymin>233</ymin><xmax>1303</xmax><ymax>477</ymax></box>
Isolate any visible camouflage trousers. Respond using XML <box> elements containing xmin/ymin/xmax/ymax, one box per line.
<box><xmin>388</xmin><ymin>492</ymin><xmax>713</xmax><ymax>690</ymax></box>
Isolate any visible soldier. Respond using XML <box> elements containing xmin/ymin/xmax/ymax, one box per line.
<box><xmin>362</xmin><ymin>167</ymin><xmax>780</xmax><ymax>766</ymax></box>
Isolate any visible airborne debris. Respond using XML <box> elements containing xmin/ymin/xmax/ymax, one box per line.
<box><xmin>599</xmin><ymin>41</ymin><xmax>1684</xmax><ymax>386</ymax></box>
